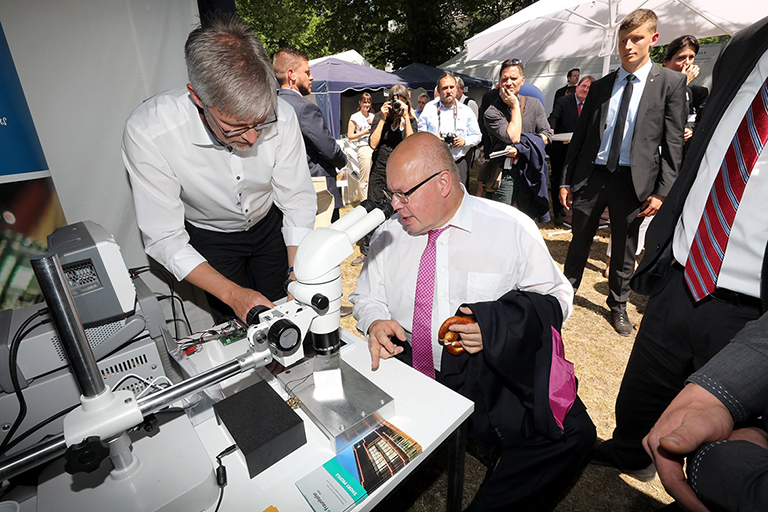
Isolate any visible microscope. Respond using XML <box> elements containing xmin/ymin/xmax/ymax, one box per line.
<box><xmin>0</xmin><ymin>200</ymin><xmax>394</xmax><ymax>510</ymax></box>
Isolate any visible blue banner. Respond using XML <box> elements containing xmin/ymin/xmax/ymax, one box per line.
<box><xmin>0</xmin><ymin>21</ymin><xmax>48</xmax><ymax>178</ymax></box>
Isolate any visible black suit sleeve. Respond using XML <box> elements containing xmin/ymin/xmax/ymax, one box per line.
<box><xmin>299</xmin><ymin>101</ymin><xmax>347</xmax><ymax>170</ymax></box>
<box><xmin>548</xmin><ymin>98</ymin><xmax>564</xmax><ymax>132</ymax></box>
<box><xmin>655</xmin><ymin>72</ymin><xmax>687</xmax><ymax>198</ymax></box>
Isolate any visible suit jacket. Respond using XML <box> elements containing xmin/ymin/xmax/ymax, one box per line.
<box><xmin>277</xmin><ymin>88</ymin><xmax>347</xmax><ymax>207</ymax></box>
<box><xmin>631</xmin><ymin>15</ymin><xmax>768</xmax><ymax>307</ymax></box>
<box><xmin>439</xmin><ymin>291</ymin><xmax>586</xmax><ymax>447</ymax></box>
<box><xmin>562</xmin><ymin>65</ymin><xmax>687</xmax><ymax>202</ymax></box>
<box><xmin>547</xmin><ymin>94</ymin><xmax>581</xmax><ymax>163</ymax></box>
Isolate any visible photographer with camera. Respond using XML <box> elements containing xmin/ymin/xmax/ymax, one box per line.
<box><xmin>418</xmin><ymin>73</ymin><xmax>481</xmax><ymax>185</ymax></box>
<box><xmin>354</xmin><ymin>84</ymin><xmax>418</xmax><ymax>263</ymax></box>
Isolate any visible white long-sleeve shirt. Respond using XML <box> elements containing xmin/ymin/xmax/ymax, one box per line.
<box><xmin>351</xmin><ymin>190</ymin><xmax>573</xmax><ymax>371</ymax></box>
<box><xmin>122</xmin><ymin>88</ymin><xmax>316</xmax><ymax>280</ymax></box>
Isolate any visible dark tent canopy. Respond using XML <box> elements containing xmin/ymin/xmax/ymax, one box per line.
<box><xmin>392</xmin><ymin>63</ymin><xmax>493</xmax><ymax>90</ymax></box>
<box><xmin>310</xmin><ymin>58</ymin><xmax>409</xmax><ymax>139</ymax></box>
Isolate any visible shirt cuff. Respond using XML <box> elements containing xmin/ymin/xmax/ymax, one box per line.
<box><xmin>282</xmin><ymin>226</ymin><xmax>313</xmax><ymax>247</ymax></box>
<box><xmin>169</xmin><ymin>245</ymin><xmax>207</xmax><ymax>281</ymax></box>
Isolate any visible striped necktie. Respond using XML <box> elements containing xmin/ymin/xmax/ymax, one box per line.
<box><xmin>411</xmin><ymin>226</ymin><xmax>449</xmax><ymax>378</ymax></box>
<box><xmin>684</xmin><ymin>77</ymin><xmax>768</xmax><ymax>301</ymax></box>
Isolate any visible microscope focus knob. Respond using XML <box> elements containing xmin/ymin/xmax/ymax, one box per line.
<box><xmin>311</xmin><ymin>294</ymin><xmax>329</xmax><ymax>312</ymax></box>
<box><xmin>246</xmin><ymin>305</ymin><xmax>271</xmax><ymax>326</ymax></box>
<box><xmin>268</xmin><ymin>319</ymin><xmax>301</xmax><ymax>352</ymax></box>
<box><xmin>64</xmin><ymin>435</ymin><xmax>109</xmax><ymax>475</ymax></box>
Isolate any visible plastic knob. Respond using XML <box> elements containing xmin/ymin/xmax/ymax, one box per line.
<box><xmin>245</xmin><ymin>305</ymin><xmax>271</xmax><ymax>326</ymax></box>
<box><xmin>311</xmin><ymin>294</ymin><xmax>329</xmax><ymax>312</ymax></box>
<box><xmin>268</xmin><ymin>319</ymin><xmax>301</xmax><ymax>352</ymax></box>
<box><xmin>64</xmin><ymin>436</ymin><xmax>109</xmax><ymax>475</ymax></box>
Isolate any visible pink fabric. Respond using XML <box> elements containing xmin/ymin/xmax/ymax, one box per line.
<box><xmin>411</xmin><ymin>226</ymin><xmax>449</xmax><ymax>379</ymax></box>
<box><xmin>548</xmin><ymin>326</ymin><xmax>576</xmax><ymax>430</ymax></box>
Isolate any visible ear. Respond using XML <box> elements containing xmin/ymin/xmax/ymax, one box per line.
<box><xmin>439</xmin><ymin>170</ymin><xmax>453</xmax><ymax>198</ymax></box>
<box><xmin>651</xmin><ymin>32</ymin><xmax>660</xmax><ymax>46</ymax></box>
<box><xmin>187</xmin><ymin>84</ymin><xmax>203</xmax><ymax>108</ymax></box>
<box><xmin>287</xmin><ymin>68</ymin><xmax>297</xmax><ymax>84</ymax></box>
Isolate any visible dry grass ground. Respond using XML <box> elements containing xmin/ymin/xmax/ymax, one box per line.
<box><xmin>337</xmin><ymin>201</ymin><xmax>673</xmax><ymax>511</ymax></box>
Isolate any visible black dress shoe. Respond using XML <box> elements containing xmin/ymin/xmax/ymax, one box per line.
<box><xmin>611</xmin><ymin>311</ymin><xmax>634</xmax><ymax>336</ymax></box>
<box><xmin>591</xmin><ymin>440</ymin><xmax>656</xmax><ymax>481</ymax></box>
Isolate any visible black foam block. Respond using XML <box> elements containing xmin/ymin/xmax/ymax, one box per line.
<box><xmin>213</xmin><ymin>380</ymin><xmax>306</xmax><ymax>478</ymax></box>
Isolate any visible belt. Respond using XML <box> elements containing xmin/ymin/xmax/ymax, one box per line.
<box><xmin>672</xmin><ymin>261</ymin><xmax>762</xmax><ymax>308</ymax></box>
<box><xmin>594</xmin><ymin>163</ymin><xmax>631</xmax><ymax>173</ymax></box>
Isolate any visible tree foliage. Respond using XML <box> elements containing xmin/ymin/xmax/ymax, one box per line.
<box><xmin>236</xmin><ymin>0</ymin><xmax>535</xmax><ymax>68</ymax></box>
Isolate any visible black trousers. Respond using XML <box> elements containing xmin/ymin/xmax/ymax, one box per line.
<box><xmin>186</xmin><ymin>205</ymin><xmax>288</xmax><ymax>321</ymax></box>
<box><xmin>547</xmin><ymin>143</ymin><xmax>567</xmax><ymax>219</ymax></box>
<box><xmin>396</xmin><ymin>342</ymin><xmax>595</xmax><ymax>511</ymax></box>
<box><xmin>607</xmin><ymin>264</ymin><xmax>762</xmax><ymax>470</ymax></box>
<box><xmin>563</xmin><ymin>165</ymin><xmax>643</xmax><ymax>313</ymax></box>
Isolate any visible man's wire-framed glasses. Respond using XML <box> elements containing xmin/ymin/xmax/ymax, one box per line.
<box><xmin>387</xmin><ymin>170</ymin><xmax>446</xmax><ymax>204</ymax></box>
<box><xmin>204</xmin><ymin>104</ymin><xmax>278</xmax><ymax>137</ymax></box>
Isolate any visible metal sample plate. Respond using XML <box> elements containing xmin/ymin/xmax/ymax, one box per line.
<box><xmin>277</xmin><ymin>358</ymin><xmax>395</xmax><ymax>453</ymax></box>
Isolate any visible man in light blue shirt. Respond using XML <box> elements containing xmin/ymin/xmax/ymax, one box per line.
<box><xmin>418</xmin><ymin>73</ymin><xmax>481</xmax><ymax>184</ymax></box>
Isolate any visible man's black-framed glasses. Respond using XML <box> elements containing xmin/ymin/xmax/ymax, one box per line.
<box><xmin>387</xmin><ymin>169</ymin><xmax>446</xmax><ymax>204</ymax></box>
<box><xmin>204</xmin><ymin>104</ymin><xmax>278</xmax><ymax>137</ymax></box>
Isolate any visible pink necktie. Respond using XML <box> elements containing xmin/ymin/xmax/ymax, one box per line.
<box><xmin>411</xmin><ymin>226</ymin><xmax>449</xmax><ymax>378</ymax></box>
<box><xmin>685</xmin><ymin>77</ymin><xmax>768</xmax><ymax>301</ymax></box>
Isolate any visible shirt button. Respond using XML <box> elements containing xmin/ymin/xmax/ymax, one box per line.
<box><xmin>236</xmin><ymin>176</ymin><xmax>241</xmax><ymax>180</ymax></box>
<box><xmin>245</xmin><ymin>209</ymin><xmax>249</xmax><ymax>213</ymax></box>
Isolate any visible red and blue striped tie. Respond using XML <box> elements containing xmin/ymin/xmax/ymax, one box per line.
<box><xmin>685</xmin><ymin>77</ymin><xmax>768</xmax><ymax>301</ymax></box>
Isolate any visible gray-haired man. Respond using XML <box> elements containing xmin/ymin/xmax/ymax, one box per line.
<box><xmin>122</xmin><ymin>15</ymin><xmax>316</xmax><ymax>323</ymax></box>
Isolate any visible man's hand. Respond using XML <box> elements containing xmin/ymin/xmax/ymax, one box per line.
<box><xmin>684</xmin><ymin>127</ymin><xmax>694</xmax><ymax>141</ymax></box>
<box><xmin>504</xmin><ymin>145</ymin><xmax>518</xmax><ymax>158</ymax></box>
<box><xmin>560</xmin><ymin>187</ymin><xmax>573</xmax><ymax>210</ymax></box>
<box><xmin>639</xmin><ymin>194</ymin><xmax>665</xmax><ymax>217</ymax></box>
<box><xmin>449</xmin><ymin>306</ymin><xmax>483</xmax><ymax>354</ymax></box>
<box><xmin>226</xmin><ymin>286</ymin><xmax>275</xmax><ymax>324</ymax></box>
<box><xmin>452</xmin><ymin>135</ymin><xmax>466</xmax><ymax>148</ymax></box>
<box><xmin>643</xmin><ymin>383</ymin><xmax>734</xmax><ymax>512</ymax></box>
<box><xmin>367</xmin><ymin>320</ymin><xmax>406</xmax><ymax>370</ymax></box>
<box><xmin>499</xmin><ymin>86</ymin><xmax>519</xmax><ymax>109</ymax></box>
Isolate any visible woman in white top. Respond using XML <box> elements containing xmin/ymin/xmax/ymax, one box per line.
<box><xmin>347</xmin><ymin>93</ymin><xmax>375</xmax><ymax>202</ymax></box>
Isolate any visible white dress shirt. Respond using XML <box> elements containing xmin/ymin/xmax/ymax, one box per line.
<box><xmin>122</xmin><ymin>88</ymin><xmax>316</xmax><ymax>281</ymax></box>
<box><xmin>417</xmin><ymin>100</ymin><xmax>482</xmax><ymax>161</ymax></box>
<box><xmin>351</xmin><ymin>190</ymin><xmax>573</xmax><ymax>371</ymax></box>
<box><xmin>596</xmin><ymin>59</ymin><xmax>654</xmax><ymax>167</ymax></box>
<box><xmin>673</xmin><ymin>49</ymin><xmax>768</xmax><ymax>298</ymax></box>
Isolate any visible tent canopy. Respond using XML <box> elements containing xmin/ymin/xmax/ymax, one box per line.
<box><xmin>310</xmin><ymin>57</ymin><xmax>409</xmax><ymax>138</ymax></box>
<box><xmin>392</xmin><ymin>63</ymin><xmax>493</xmax><ymax>91</ymax></box>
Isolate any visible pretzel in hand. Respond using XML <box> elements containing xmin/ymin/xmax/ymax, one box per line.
<box><xmin>438</xmin><ymin>316</ymin><xmax>476</xmax><ymax>355</ymax></box>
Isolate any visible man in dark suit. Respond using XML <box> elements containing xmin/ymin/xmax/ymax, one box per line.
<box><xmin>553</xmin><ymin>68</ymin><xmax>580</xmax><ymax>103</ymax></box>
<box><xmin>594</xmin><ymin>15</ymin><xmax>768</xmax><ymax>484</ymax></box>
<box><xmin>559</xmin><ymin>9</ymin><xmax>686</xmax><ymax>336</ymax></box>
<box><xmin>273</xmin><ymin>48</ymin><xmax>347</xmax><ymax>222</ymax></box>
<box><xmin>548</xmin><ymin>75</ymin><xmax>594</xmax><ymax>224</ymax></box>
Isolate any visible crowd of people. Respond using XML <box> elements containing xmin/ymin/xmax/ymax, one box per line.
<box><xmin>121</xmin><ymin>10</ymin><xmax>768</xmax><ymax>512</ymax></box>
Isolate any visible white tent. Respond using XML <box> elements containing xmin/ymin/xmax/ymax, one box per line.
<box><xmin>465</xmin><ymin>0</ymin><xmax>767</xmax><ymax>76</ymax></box>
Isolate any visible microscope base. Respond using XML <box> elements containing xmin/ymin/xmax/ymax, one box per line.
<box><xmin>277</xmin><ymin>358</ymin><xmax>395</xmax><ymax>454</ymax></box>
<box><xmin>37</xmin><ymin>412</ymin><xmax>217</xmax><ymax>512</ymax></box>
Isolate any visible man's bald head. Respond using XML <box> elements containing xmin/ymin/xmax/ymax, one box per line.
<box><xmin>386</xmin><ymin>133</ymin><xmax>463</xmax><ymax>234</ymax></box>
<box><xmin>388</xmin><ymin>133</ymin><xmax>459</xmax><ymax>183</ymax></box>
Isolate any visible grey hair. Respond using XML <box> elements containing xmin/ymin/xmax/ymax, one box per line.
<box><xmin>185</xmin><ymin>15</ymin><xmax>276</xmax><ymax>121</ymax></box>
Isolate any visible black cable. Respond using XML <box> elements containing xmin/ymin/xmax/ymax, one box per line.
<box><xmin>1</xmin><ymin>403</ymin><xmax>78</xmax><ymax>454</ymax></box>
<box><xmin>156</xmin><ymin>294</ymin><xmax>192</xmax><ymax>335</ymax></box>
<box><xmin>214</xmin><ymin>444</ymin><xmax>237</xmax><ymax>512</ymax></box>
<box><xmin>131</xmin><ymin>266</ymin><xmax>180</xmax><ymax>340</ymax></box>
<box><xmin>0</xmin><ymin>309</ymin><xmax>50</xmax><ymax>456</ymax></box>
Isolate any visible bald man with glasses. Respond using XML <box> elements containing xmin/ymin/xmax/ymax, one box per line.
<box><xmin>350</xmin><ymin>132</ymin><xmax>595</xmax><ymax>511</ymax></box>
<box><xmin>122</xmin><ymin>15</ymin><xmax>316</xmax><ymax>323</ymax></box>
